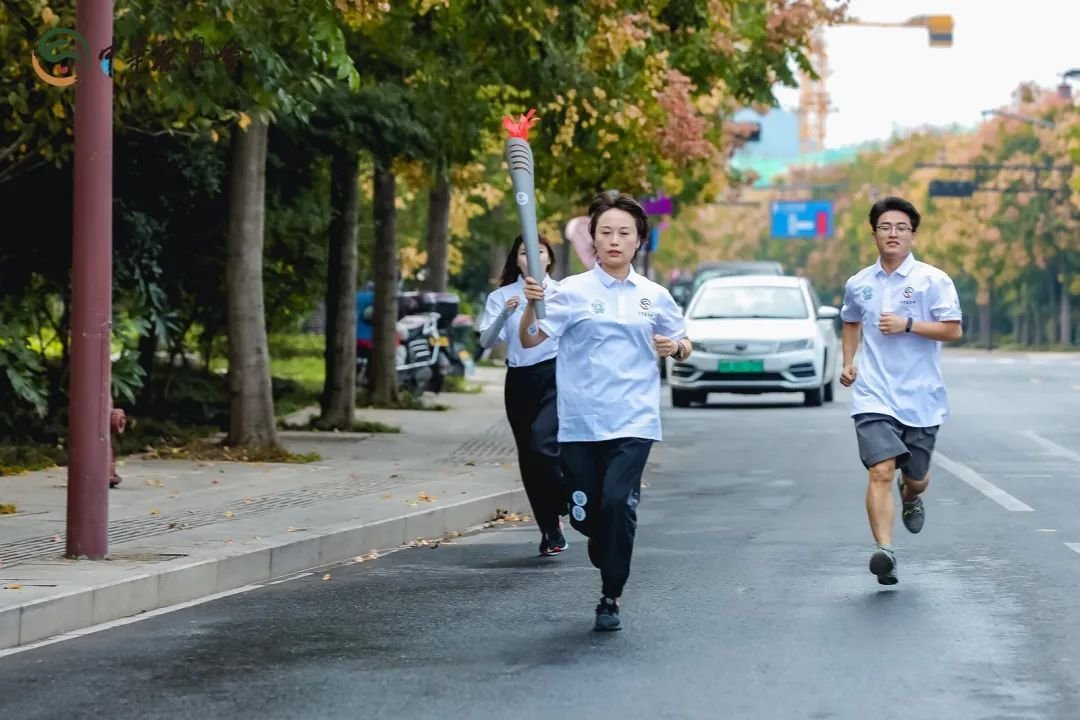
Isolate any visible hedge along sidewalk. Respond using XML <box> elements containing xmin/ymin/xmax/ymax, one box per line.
<box><xmin>0</xmin><ymin>367</ymin><xmax>524</xmax><ymax>652</ymax></box>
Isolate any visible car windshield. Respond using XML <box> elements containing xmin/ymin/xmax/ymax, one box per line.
<box><xmin>690</xmin><ymin>285</ymin><xmax>809</xmax><ymax>319</ymax></box>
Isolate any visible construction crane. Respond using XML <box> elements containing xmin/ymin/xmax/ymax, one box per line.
<box><xmin>799</xmin><ymin>15</ymin><xmax>955</xmax><ymax>155</ymax></box>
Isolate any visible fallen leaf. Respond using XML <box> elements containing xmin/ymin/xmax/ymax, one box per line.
<box><xmin>0</xmin><ymin>504</ymin><xmax>16</xmax><ymax>515</ymax></box>
<box><xmin>242</xmin><ymin>498</ymin><xmax>254</xmax><ymax>504</ymax></box>
<box><xmin>4</xmin><ymin>584</ymin><xmax>23</xmax><ymax>590</ymax></box>
<box><xmin>212</xmin><ymin>480</ymin><xmax>220</xmax><ymax>485</ymax></box>
<box><xmin>224</xmin><ymin>510</ymin><xmax>236</xmax><ymax>519</ymax></box>
<box><xmin>322</xmin><ymin>573</ymin><xmax>332</xmax><ymax>581</ymax></box>
<box><xmin>224</xmin><ymin>539</ymin><xmax>234</xmax><ymax>544</ymax></box>
<box><xmin>465</xmin><ymin>461</ymin><xmax>476</xmax><ymax>467</ymax></box>
<box><xmin>144</xmin><ymin>478</ymin><xmax>155</xmax><ymax>486</ymax></box>
<box><xmin>150</xmin><ymin>509</ymin><xmax>160</xmax><ymax>516</ymax></box>
<box><xmin>381</xmin><ymin>494</ymin><xmax>393</xmax><ymax>500</ymax></box>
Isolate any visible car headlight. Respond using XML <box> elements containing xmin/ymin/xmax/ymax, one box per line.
<box><xmin>778</xmin><ymin>338</ymin><xmax>813</xmax><ymax>352</ymax></box>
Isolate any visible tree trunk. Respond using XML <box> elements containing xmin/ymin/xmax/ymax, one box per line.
<box><xmin>137</xmin><ymin>325</ymin><xmax>157</xmax><ymax>411</ymax></box>
<box><xmin>975</xmin><ymin>283</ymin><xmax>990</xmax><ymax>349</ymax></box>
<box><xmin>225</xmin><ymin>114</ymin><xmax>279</xmax><ymax>448</ymax></box>
<box><xmin>1059</xmin><ymin>259</ymin><xmax>1071</xmax><ymax>346</ymax></box>
<box><xmin>319</xmin><ymin>153</ymin><xmax>361</xmax><ymax>429</ymax></box>
<box><xmin>372</xmin><ymin>160</ymin><xmax>399</xmax><ymax>407</ymax></box>
<box><xmin>421</xmin><ymin>170</ymin><xmax>451</xmax><ymax>292</ymax></box>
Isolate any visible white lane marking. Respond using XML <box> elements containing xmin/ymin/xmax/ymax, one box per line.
<box><xmin>1036</xmin><ymin>529</ymin><xmax>1058</xmax><ymax>533</ymax></box>
<box><xmin>934</xmin><ymin>452</ymin><xmax>1034</xmax><ymax>512</ymax></box>
<box><xmin>1022</xmin><ymin>430</ymin><xmax>1080</xmax><ymax>463</ymax></box>
<box><xmin>1065</xmin><ymin>543</ymin><xmax>1080</xmax><ymax>555</ymax></box>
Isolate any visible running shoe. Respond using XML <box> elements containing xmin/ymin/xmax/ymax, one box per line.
<box><xmin>594</xmin><ymin>596</ymin><xmax>621</xmax><ymax>631</ymax></box>
<box><xmin>869</xmin><ymin>545</ymin><xmax>898</xmax><ymax>585</ymax></box>
<box><xmin>898</xmin><ymin>474</ymin><xmax>925</xmax><ymax>534</ymax></box>
<box><xmin>542</xmin><ymin>528</ymin><xmax>568</xmax><ymax>556</ymax></box>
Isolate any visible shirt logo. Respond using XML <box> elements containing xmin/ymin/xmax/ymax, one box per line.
<box><xmin>590</xmin><ymin>300</ymin><xmax>606</xmax><ymax>315</ymax></box>
<box><xmin>639</xmin><ymin>298</ymin><xmax>652</xmax><ymax>310</ymax></box>
<box><xmin>903</xmin><ymin>286</ymin><xmax>914</xmax><ymax>299</ymax></box>
<box><xmin>527</xmin><ymin>324</ymin><xmax>539</xmax><ymax>336</ymax></box>
<box><xmin>861</xmin><ymin>286</ymin><xmax>873</xmax><ymax>301</ymax></box>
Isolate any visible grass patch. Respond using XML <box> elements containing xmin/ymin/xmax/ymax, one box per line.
<box><xmin>301</xmin><ymin>417</ymin><xmax>401</xmax><ymax>434</ymax></box>
<box><xmin>0</xmin><ymin>444</ymin><xmax>65</xmax><ymax>476</ymax></box>
<box><xmin>356</xmin><ymin>389</ymin><xmax>449</xmax><ymax>411</ymax></box>
<box><xmin>144</xmin><ymin>438</ymin><xmax>320</xmax><ymax>464</ymax></box>
<box><xmin>351</xmin><ymin>419</ymin><xmax>401</xmax><ymax>433</ymax></box>
<box><xmin>442</xmin><ymin>375</ymin><xmax>483</xmax><ymax>394</ymax></box>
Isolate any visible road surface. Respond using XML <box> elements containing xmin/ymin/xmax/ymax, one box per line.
<box><xmin>3</xmin><ymin>352</ymin><xmax>1080</xmax><ymax>719</ymax></box>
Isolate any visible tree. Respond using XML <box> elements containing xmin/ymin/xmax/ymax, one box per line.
<box><xmin>319</xmin><ymin>150</ymin><xmax>361</xmax><ymax>427</ymax></box>
<box><xmin>114</xmin><ymin>0</ymin><xmax>360</xmax><ymax>447</ymax></box>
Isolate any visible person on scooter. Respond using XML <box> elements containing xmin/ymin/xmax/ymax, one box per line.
<box><xmin>478</xmin><ymin>235</ymin><xmax>568</xmax><ymax>557</ymax></box>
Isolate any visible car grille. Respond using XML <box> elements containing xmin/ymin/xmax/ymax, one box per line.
<box><xmin>697</xmin><ymin>371</ymin><xmax>787</xmax><ymax>382</ymax></box>
<box><xmin>699</xmin><ymin>340</ymin><xmax>779</xmax><ymax>355</ymax></box>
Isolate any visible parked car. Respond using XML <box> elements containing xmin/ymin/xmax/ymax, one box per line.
<box><xmin>668</xmin><ymin>274</ymin><xmax>839</xmax><ymax>407</ymax></box>
<box><xmin>691</xmin><ymin>260</ymin><xmax>784</xmax><ymax>293</ymax></box>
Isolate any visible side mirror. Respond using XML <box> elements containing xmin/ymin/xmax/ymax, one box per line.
<box><xmin>817</xmin><ymin>306</ymin><xmax>839</xmax><ymax>320</ymax></box>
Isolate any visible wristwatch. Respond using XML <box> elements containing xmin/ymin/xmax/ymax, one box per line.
<box><xmin>905</xmin><ymin>317</ymin><xmax>913</xmax><ymax>333</ymax></box>
<box><xmin>672</xmin><ymin>340</ymin><xmax>686</xmax><ymax>360</ymax></box>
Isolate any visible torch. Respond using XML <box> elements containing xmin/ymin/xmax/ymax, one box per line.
<box><xmin>503</xmin><ymin>109</ymin><xmax>545</xmax><ymax>319</ymax></box>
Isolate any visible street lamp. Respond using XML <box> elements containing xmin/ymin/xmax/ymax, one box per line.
<box><xmin>1059</xmin><ymin>69</ymin><xmax>1080</xmax><ymax>100</ymax></box>
<box><xmin>980</xmin><ymin>109</ymin><xmax>1055</xmax><ymax>129</ymax></box>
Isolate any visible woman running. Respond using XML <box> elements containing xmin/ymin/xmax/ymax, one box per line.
<box><xmin>478</xmin><ymin>235</ymin><xmax>568</xmax><ymax>557</ymax></box>
<box><xmin>519</xmin><ymin>191</ymin><xmax>691</xmax><ymax>631</ymax></box>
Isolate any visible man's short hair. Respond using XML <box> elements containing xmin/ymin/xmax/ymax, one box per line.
<box><xmin>869</xmin><ymin>197</ymin><xmax>921</xmax><ymax>232</ymax></box>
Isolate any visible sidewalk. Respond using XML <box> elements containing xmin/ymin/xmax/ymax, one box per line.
<box><xmin>0</xmin><ymin>366</ymin><xmax>526</xmax><ymax>651</ymax></box>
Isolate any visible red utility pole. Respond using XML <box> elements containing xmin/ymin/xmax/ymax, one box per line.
<box><xmin>66</xmin><ymin>0</ymin><xmax>114</xmax><ymax>560</ymax></box>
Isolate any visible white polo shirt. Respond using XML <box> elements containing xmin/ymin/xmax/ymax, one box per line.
<box><xmin>479</xmin><ymin>275</ymin><xmax>559</xmax><ymax>368</ymax></box>
<box><xmin>538</xmin><ymin>264</ymin><xmax>687</xmax><ymax>442</ymax></box>
<box><xmin>841</xmin><ymin>253</ymin><xmax>963</xmax><ymax>427</ymax></box>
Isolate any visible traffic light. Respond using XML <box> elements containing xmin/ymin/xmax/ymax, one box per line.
<box><xmin>929</xmin><ymin>179</ymin><xmax>975</xmax><ymax>198</ymax></box>
<box><xmin>927</xmin><ymin>15</ymin><xmax>953</xmax><ymax>47</ymax></box>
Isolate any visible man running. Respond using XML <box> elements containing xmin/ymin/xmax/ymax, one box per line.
<box><xmin>839</xmin><ymin>196</ymin><xmax>963</xmax><ymax>585</ymax></box>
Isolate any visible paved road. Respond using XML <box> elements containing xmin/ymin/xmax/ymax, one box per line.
<box><xmin>3</xmin><ymin>352</ymin><xmax>1080</xmax><ymax>719</ymax></box>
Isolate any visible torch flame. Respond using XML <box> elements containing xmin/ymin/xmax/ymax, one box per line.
<box><xmin>502</xmin><ymin>108</ymin><xmax>538</xmax><ymax>140</ymax></box>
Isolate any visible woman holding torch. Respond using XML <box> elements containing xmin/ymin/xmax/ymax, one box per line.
<box><xmin>518</xmin><ymin>190</ymin><xmax>691</xmax><ymax>632</ymax></box>
<box><xmin>477</xmin><ymin>234</ymin><xmax>568</xmax><ymax>557</ymax></box>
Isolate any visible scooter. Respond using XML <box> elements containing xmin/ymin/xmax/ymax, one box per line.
<box><xmin>355</xmin><ymin>291</ymin><xmax>445</xmax><ymax>396</ymax></box>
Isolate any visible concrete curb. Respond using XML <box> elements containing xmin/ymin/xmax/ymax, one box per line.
<box><xmin>0</xmin><ymin>487</ymin><xmax>527</xmax><ymax>651</ymax></box>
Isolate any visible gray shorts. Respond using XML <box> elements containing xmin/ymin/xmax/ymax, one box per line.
<box><xmin>853</xmin><ymin>413</ymin><xmax>939</xmax><ymax>480</ymax></box>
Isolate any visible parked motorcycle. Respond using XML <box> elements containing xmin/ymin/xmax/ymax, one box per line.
<box><xmin>355</xmin><ymin>291</ymin><xmax>444</xmax><ymax>396</ymax></box>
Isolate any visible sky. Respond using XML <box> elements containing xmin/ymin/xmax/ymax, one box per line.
<box><xmin>771</xmin><ymin>0</ymin><xmax>1080</xmax><ymax>149</ymax></box>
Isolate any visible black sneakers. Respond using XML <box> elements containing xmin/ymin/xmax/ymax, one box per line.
<box><xmin>539</xmin><ymin>527</ymin><xmax>568</xmax><ymax>556</ymax></box>
<box><xmin>594</xmin><ymin>597</ymin><xmax>621</xmax><ymax>631</ymax></box>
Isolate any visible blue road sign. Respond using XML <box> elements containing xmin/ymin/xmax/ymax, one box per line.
<box><xmin>770</xmin><ymin>200</ymin><xmax>833</xmax><ymax>239</ymax></box>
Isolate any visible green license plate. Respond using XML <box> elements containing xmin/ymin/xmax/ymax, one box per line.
<box><xmin>717</xmin><ymin>359</ymin><xmax>764</xmax><ymax>373</ymax></box>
